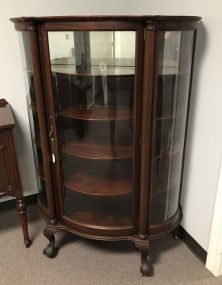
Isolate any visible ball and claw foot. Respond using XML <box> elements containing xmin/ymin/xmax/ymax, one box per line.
<box><xmin>43</xmin><ymin>243</ymin><xmax>57</xmax><ymax>258</ymax></box>
<box><xmin>134</xmin><ymin>239</ymin><xmax>153</xmax><ymax>277</ymax></box>
<box><xmin>43</xmin><ymin>226</ymin><xmax>57</xmax><ymax>258</ymax></box>
<box><xmin>140</xmin><ymin>254</ymin><xmax>153</xmax><ymax>276</ymax></box>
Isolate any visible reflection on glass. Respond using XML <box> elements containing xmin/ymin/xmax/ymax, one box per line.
<box><xmin>21</xmin><ymin>32</ymin><xmax>48</xmax><ymax>206</ymax></box>
<box><xmin>150</xmin><ymin>31</ymin><xmax>194</xmax><ymax>225</ymax></box>
<box><xmin>48</xmin><ymin>31</ymin><xmax>135</xmax><ymax>228</ymax></box>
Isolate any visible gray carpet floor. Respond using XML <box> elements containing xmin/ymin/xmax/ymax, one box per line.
<box><xmin>0</xmin><ymin>203</ymin><xmax>222</xmax><ymax>285</ymax></box>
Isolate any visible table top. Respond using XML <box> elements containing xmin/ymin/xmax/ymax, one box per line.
<box><xmin>0</xmin><ymin>100</ymin><xmax>15</xmax><ymax>130</ymax></box>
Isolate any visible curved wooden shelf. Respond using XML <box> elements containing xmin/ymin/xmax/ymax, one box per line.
<box><xmin>63</xmin><ymin>189</ymin><xmax>132</xmax><ymax>228</ymax></box>
<box><xmin>50</xmin><ymin>58</ymin><xmax>189</xmax><ymax>77</ymax></box>
<box><xmin>149</xmin><ymin>206</ymin><xmax>182</xmax><ymax>237</ymax></box>
<box><xmin>64</xmin><ymin>168</ymin><xmax>131</xmax><ymax>196</ymax></box>
<box><xmin>51</xmin><ymin>65</ymin><xmax>135</xmax><ymax>76</ymax></box>
<box><xmin>58</xmin><ymin>105</ymin><xmax>132</xmax><ymax>121</ymax></box>
<box><xmin>155</xmin><ymin>112</ymin><xmax>185</xmax><ymax>121</ymax></box>
<box><xmin>154</xmin><ymin>144</ymin><xmax>181</xmax><ymax>160</ymax></box>
<box><xmin>51</xmin><ymin>65</ymin><xmax>188</xmax><ymax>77</ymax></box>
<box><xmin>63</xmin><ymin>140</ymin><xmax>132</xmax><ymax>160</ymax></box>
<box><xmin>67</xmin><ymin>210</ymin><xmax>131</xmax><ymax>228</ymax></box>
<box><xmin>152</xmin><ymin>144</ymin><xmax>182</xmax><ymax>177</ymax></box>
<box><xmin>151</xmin><ymin>174</ymin><xmax>179</xmax><ymax>195</ymax></box>
<box><xmin>51</xmin><ymin>57</ymin><xmax>135</xmax><ymax>76</ymax></box>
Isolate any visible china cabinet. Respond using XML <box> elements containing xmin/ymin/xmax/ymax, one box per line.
<box><xmin>11</xmin><ymin>15</ymin><xmax>201</xmax><ymax>276</ymax></box>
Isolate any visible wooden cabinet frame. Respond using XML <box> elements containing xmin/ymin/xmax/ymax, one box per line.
<box><xmin>11</xmin><ymin>15</ymin><xmax>201</xmax><ymax>276</ymax></box>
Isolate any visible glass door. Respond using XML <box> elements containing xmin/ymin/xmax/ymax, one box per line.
<box><xmin>47</xmin><ymin>30</ymin><xmax>136</xmax><ymax>231</ymax></box>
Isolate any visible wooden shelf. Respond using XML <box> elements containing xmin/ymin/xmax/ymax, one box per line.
<box><xmin>151</xmin><ymin>174</ymin><xmax>179</xmax><ymax>195</ymax></box>
<box><xmin>50</xmin><ymin>58</ymin><xmax>189</xmax><ymax>76</ymax></box>
<box><xmin>59</xmin><ymin>105</ymin><xmax>132</xmax><ymax>121</ymax></box>
<box><xmin>64</xmin><ymin>168</ymin><xmax>131</xmax><ymax>196</ymax></box>
<box><xmin>63</xmin><ymin>140</ymin><xmax>132</xmax><ymax>160</ymax></box>
<box><xmin>51</xmin><ymin>57</ymin><xmax>135</xmax><ymax>76</ymax></box>
<box><xmin>68</xmin><ymin>210</ymin><xmax>131</xmax><ymax>228</ymax></box>
<box><xmin>152</xmin><ymin>145</ymin><xmax>182</xmax><ymax>176</ymax></box>
<box><xmin>155</xmin><ymin>112</ymin><xmax>185</xmax><ymax>121</ymax></box>
<box><xmin>154</xmin><ymin>144</ymin><xmax>181</xmax><ymax>160</ymax></box>
<box><xmin>52</xmin><ymin>65</ymin><xmax>135</xmax><ymax>76</ymax></box>
<box><xmin>39</xmin><ymin>156</ymin><xmax>131</xmax><ymax>196</ymax></box>
<box><xmin>63</xmin><ymin>190</ymin><xmax>132</xmax><ymax>228</ymax></box>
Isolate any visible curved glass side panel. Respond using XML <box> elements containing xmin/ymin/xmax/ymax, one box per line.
<box><xmin>48</xmin><ymin>31</ymin><xmax>135</xmax><ymax>230</ymax></box>
<box><xmin>21</xmin><ymin>32</ymin><xmax>47</xmax><ymax>207</ymax></box>
<box><xmin>150</xmin><ymin>31</ymin><xmax>194</xmax><ymax>225</ymax></box>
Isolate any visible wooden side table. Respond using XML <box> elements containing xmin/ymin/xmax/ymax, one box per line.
<box><xmin>0</xmin><ymin>99</ymin><xmax>31</xmax><ymax>248</ymax></box>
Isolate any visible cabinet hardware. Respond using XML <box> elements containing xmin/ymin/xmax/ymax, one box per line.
<box><xmin>49</xmin><ymin>126</ymin><xmax>56</xmax><ymax>163</ymax></box>
<box><xmin>51</xmin><ymin>137</ymin><xmax>56</xmax><ymax>163</ymax></box>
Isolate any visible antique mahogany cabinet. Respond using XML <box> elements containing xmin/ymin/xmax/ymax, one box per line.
<box><xmin>11</xmin><ymin>15</ymin><xmax>201</xmax><ymax>276</ymax></box>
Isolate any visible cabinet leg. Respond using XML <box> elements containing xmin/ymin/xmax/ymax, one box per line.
<box><xmin>43</xmin><ymin>225</ymin><xmax>57</xmax><ymax>258</ymax></box>
<box><xmin>134</xmin><ymin>239</ymin><xmax>153</xmax><ymax>276</ymax></box>
<box><xmin>172</xmin><ymin>226</ymin><xmax>180</xmax><ymax>240</ymax></box>
<box><xmin>16</xmin><ymin>198</ymin><xmax>31</xmax><ymax>248</ymax></box>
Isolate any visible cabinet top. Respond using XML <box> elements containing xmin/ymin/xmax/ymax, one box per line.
<box><xmin>10</xmin><ymin>15</ymin><xmax>201</xmax><ymax>23</ymax></box>
<box><xmin>0</xmin><ymin>100</ymin><xmax>15</xmax><ymax>130</ymax></box>
<box><xmin>10</xmin><ymin>15</ymin><xmax>201</xmax><ymax>31</ymax></box>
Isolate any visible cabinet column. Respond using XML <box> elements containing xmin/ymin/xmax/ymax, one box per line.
<box><xmin>28</xmin><ymin>29</ymin><xmax>56</xmax><ymax>222</ymax></box>
<box><xmin>139</xmin><ymin>24</ymin><xmax>157</xmax><ymax>239</ymax></box>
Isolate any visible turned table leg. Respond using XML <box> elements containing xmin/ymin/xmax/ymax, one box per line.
<box><xmin>16</xmin><ymin>198</ymin><xmax>31</xmax><ymax>248</ymax></box>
